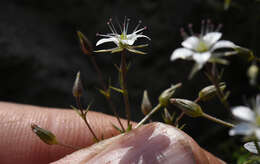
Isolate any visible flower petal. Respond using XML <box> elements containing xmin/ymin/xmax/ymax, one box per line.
<box><xmin>96</xmin><ymin>37</ymin><xmax>119</xmax><ymax>46</ymax></box>
<box><xmin>229</xmin><ymin>123</ymin><xmax>255</xmax><ymax>136</ymax></box>
<box><xmin>126</xmin><ymin>34</ymin><xmax>151</xmax><ymax>46</ymax></box>
<box><xmin>181</xmin><ymin>36</ymin><xmax>200</xmax><ymax>50</ymax></box>
<box><xmin>203</xmin><ymin>32</ymin><xmax>222</xmax><ymax>47</ymax></box>
<box><xmin>192</xmin><ymin>52</ymin><xmax>211</xmax><ymax>65</ymax></box>
<box><xmin>231</xmin><ymin>106</ymin><xmax>255</xmax><ymax>122</ymax></box>
<box><xmin>211</xmin><ymin>40</ymin><xmax>237</xmax><ymax>51</ymax></box>
<box><xmin>170</xmin><ymin>48</ymin><xmax>193</xmax><ymax>61</ymax></box>
<box><xmin>244</xmin><ymin>142</ymin><xmax>260</xmax><ymax>154</ymax></box>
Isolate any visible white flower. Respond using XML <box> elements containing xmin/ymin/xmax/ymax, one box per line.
<box><xmin>95</xmin><ymin>18</ymin><xmax>150</xmax><ymax>55</ymax></box>
<box><xmin>229</xmin><ymin>95</ymin><xmax>260</xmax><ymax>139</ymax></box>
<box><xmin>170</xmin><ymin>20</ymin><xmax>237</xmax><ymax>78</ymax></box>
<box><xmin>244</xmin><ymin>142</ymin><xmax>260</xmax><ymax>154</ymax></box>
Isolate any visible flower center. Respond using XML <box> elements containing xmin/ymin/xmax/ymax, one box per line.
<box><xmin>120</xmin><ymin>33</ymin><xmax>127</xmax><ymax>40</ymax></box>
<box><xmin>196</xmin><ymin>40</ymin><xmax>209</xmax><ymax>53</ymax></box>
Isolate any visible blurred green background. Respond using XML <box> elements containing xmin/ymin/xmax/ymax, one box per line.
<box><xmin>0</xmin><ymin>0</ymin><xmax>259</xmax><ymax>162</ymax></box>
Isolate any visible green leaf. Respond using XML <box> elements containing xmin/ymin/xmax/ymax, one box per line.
<box><xmin>71</xmin><ymin>105</ymin><xmax>83</xmax><ymax>118</ymax></box>
<box><xmin>110</xmin><ymin>86</ymin><xmax>124</xmax><ymax>94</ymax></box>
<box><xmin>111</xmin><ymin>123</ymin><xmax>124</xmax><ymax>133</ymax></box>
<box><xmin>126</xmin><ymin>48</ymin><xmax>147</xmax><ymax>55</ymax></box>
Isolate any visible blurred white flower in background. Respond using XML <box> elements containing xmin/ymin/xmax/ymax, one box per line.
<box><xmin>170</xmin><ymin>20</ymin><xmax>237</xmax><ymax>78</ymax></box>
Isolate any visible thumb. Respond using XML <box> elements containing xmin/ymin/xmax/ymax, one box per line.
<box><xmin>52</xmin><ymin>122</ymin><xmax>225</xmax><ymax>164</ymax></box>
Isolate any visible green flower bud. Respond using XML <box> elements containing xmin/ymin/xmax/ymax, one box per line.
<box><xmin>247</xmin><ymin>63</ymin><xmax>259</xmax><ymax>86</ymax></box>
<box><xmin>141</xmin><ymin>90</ymin><xmax>152</xmax><ymax>115</ymax></box>
<box><xmin>170</xmin><ymin>98</ymin><xmax>203</xmax><ymax>117</ymax></box>
<box><xmin>72</xmin><ymin>71</ymin><xmax>83</xmax><ymax>98</ymax></box>
<box><xmin>31</xmin><ymin>123</ymin><xmax>58</xmax><ymax>145</ymax></box>
<box><xmin>159</xmin><ymin>83</ymin><xmax>182</xmax><ymax>107</ymax></box>
<box><xmin>77</xmin><ymin>31</ymin><xmax>93</xmax><ymax>56</ymax></box>
<box><xmin>198</xmin><ymin>82</ymin><xmax>226</xmax><ymax>101</ymax></box>
<box><xmin>162</xmin><ymin>108</ymin><xmax>174</xmax><ymax>125</ymax></box>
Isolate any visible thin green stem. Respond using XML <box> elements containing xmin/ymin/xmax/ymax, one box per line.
<box><xmin>76</xmin><ymin>97</ymin><xmax>99</xmax><ymax>142</ymax></box>
<box><xmin>120</xmin><ymin>51</ymin><xmax>131</xmax><ymax>127</ymax></box>
<box><xmin>254</xmin><ymin>140</ymin><xmax>260</xmax><ymax>154</ymax></box>
<box><xmin>90</xmin><ymin>53</ymin><xmax>125</xmax><ymax>132</ymax></box>
<box><xmin>136</xmin><ymin>104</ymin><xmax>163</xmax><ymax>128</ymax></box>
<box><xmin>201</xmin><ymin>112</ymin><xmax>234</xmax><ymax>128</ymax></box>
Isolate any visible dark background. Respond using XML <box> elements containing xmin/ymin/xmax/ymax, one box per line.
<box><xmin>0</xmin><ymin>0</ymin><xmax>259</xmax><ymax>162</ymax></box>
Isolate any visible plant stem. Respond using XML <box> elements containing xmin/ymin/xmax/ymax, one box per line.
<box><xmin>90</xmin><ymin>54</ymin><xmax>125</xmax><ymax>132</ymax></box>
<box><xmin>136</xmin><ymin>104</ymin><xmax>163</xmax><ymax>128</ymax></box>
<box><xmin>120</xmin><ymin>51</ymin><xmax>131</xmax><ymax>127</ymax></box>
<box><xmin>206</xmin><ymin>63</ymin><xmax>230</xmax><ymax>111</ymax></box>
<box><xmin>254</xmin><ymin>140</ymin><xmax>260</xmax><ymax>154</ymax></box>
<box><xmin>201</xmin><ymin>112</ymin><xmax>234</xmax><ymax>128</ymax></box>
<box><xmin>76</xmin><ymin>97</ymin><xmax>99</xmax><ymax>142</ymax></box>
<box><xmin>174</xmin><ymin>112</ymin><xmax>184</xmax><ymax>126</ymax></box>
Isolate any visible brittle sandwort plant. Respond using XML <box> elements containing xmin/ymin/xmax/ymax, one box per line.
<box><xmin>95</xmin><ymin>17</ymin><xmax>150</xmax><ymax>130</ymax></box>
<box><xmin>29</xmin><ymin>15</ymin><xmax>260</xmax><ymax>163</ymax></box>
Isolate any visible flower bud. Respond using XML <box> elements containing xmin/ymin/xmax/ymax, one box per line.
<box><xmin>72</xmin><ymin>71</ymin><xmax>83</xmax><ymax>98</ymax></box>
<box><xmin>198</xmin><ymin>82</ymin><xmax>226</xmax><ymax>101</ymax></box>
<box><xmin>162</xmin><ymin>108</ymin><xmax>174</xmax><ymax>125</ymax></box>
<box><xmin>170</xmin><ymin>98</ymin><xmax>203</xmax><ymax>117</ymax></box>
<box><xmin>77</xmin><ymin>31</ymin><xmax>93</xmax><ymax>56</ymax></box>
<box><xmin>159</xmin><ymin>83</ymin><xmax>182</xmax><ymax>107</ymax></box>
<box><xmin>141</xmin><ymin>90</ymin><xmax>152</xmax><ymax>115</ymax></box>
<box><xmin>31</xmin><ymin>123</ymin><xmax>58</xmax><ymax>145</ymax></box>
<box><xmin>247</xmin><ymin>63</ymin><xmax>259</xmax><ymax>86</ymax></box>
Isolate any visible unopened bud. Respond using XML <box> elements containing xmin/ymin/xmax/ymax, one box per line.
<box><xmin>198</xmin><ymin>82</ymin><xmax>226</xmax><ymax>101</ymax></box>
<box><xmin>163</xmin><ymin>108</ymin><xmax>174</xmax><ymax>125</ymax></box>
<box><xmin>31</xmin><ymin>123</ymin><xmax>58</xmax><ymax>145</ymax></box>
<box><xmin>72</xmin><ymin>71</ymin><xmax>83</xmax><ymax>97</ymax></box>
<box><xmin>170</xmin><ymin>98</ymin><xmax>203</xmax><ymax>117</ymax></box>
<box><xmin>141</xmin><ymin>90</ymin><xmax>152</xmax><ymax>115</ymax></box>
<box><xmin>77</xmin><ymin>31</ymin><xmax>93</xmax><ymax>56</ymax></box>
<box><xmin>159</xmin><ymin>83</ymin><xmax>182</xmax><ymax>107</ymax></box>
<box><xmin>247</xmin><ymin>63</ymin><xmax>259</xmax><ymax>86</ymax></box>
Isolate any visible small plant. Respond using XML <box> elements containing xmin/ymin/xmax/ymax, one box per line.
<box><xmin>30</xmin><ymin>13</ymin><xmax>260</xmax><ymax>163</ymax></box>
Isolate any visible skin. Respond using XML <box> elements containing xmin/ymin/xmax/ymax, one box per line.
<box><xmin>0</xmin><ymin>102</ymin><xmax>225</xmax><ymax>164</ymax></box>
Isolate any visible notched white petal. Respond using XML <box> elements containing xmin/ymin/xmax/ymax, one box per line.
<box><xmin>181</xmin><ymin>36</ymin><xmax>200</xmax><ymax>50</ymax></box>
<box><xmin>170</xmin><ymin>48</ymin><xmax>193</xmax><ymax>61</ymax></box>
<box><xmin>244</xmin><ymin>142</ymin><xmax>260</xmax><ymax>154</ymax></box>
<box><xmin>231</xmin><ymin>106</ymin><xmax>255</xmax><ymax>122</ymax></box>
<box><xmin>203</xmin><ymin>32</ymin><xmax>222</xmax><ymax>47</ymax></box>
<box><xmin>229</xmin><ymin>123</ymin><xmax>254</xmax><ymax>136</ymax></box>
<box><xmin>211</xmin><ymin>40</ymin><xmax>237</xmax><ymax>51</ymax></box>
